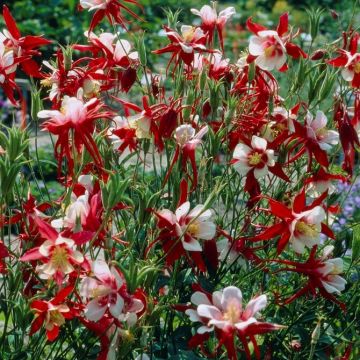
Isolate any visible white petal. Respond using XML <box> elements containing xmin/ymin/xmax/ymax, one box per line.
<box><xmin>182</xmin><ymin>237</ymin><xmax>202</xmax><ymax>252</ymax></box>
<box><xmin>251</xmin><ymin>136</ymin><xmax>267</xmax><ymax>151</ymax></box>
<box><xmin>190</xmin><ymin>291</ymin><xmax>211</xmax><ymax>306</ymax></box>
<box><xmin>242</xmin><ymin>294</ymin><xmax>267</xmax><ymax>319</ymax></box>
<box><xmin>85</xmin><ymin>299</ymin><xmax>107</xmax><ymax>322</ymax></box>
<box><xmin>197</xmin><ymin>304</ymin><xmax>222</xmax><ymax>320</ymax></box>
<box><xmin>93</xmin><ymin>260</ymin><xmax>112</xmax><ymax>282</ymax></box>
<box><xmin>109</xmin><ymin>295</ymin><xmax>124</xmax><ymax>318</ymax></box>
<box><xmin>175</xmin><ymin>201</ymin><xmax>190</xmax><ymax>221</ymax></box>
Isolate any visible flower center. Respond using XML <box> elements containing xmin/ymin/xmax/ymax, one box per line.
<box><xmin>264</xmin><ymin>45</ymin><xmax>276</xmax><ymax>57</ymax></box>
<box><xmin>187</xmin><ymin>222</ymin><xmax>200</xmax><ymax>237</ymax></box>
<box><xmin>51</xmin><ymin>246</ymin><xmax>69</xmax><ymax>268</ymax></box>
<box><xmin>248</xmin><ymin>152</ymin><xmax>263</xmax><ymax>166</ymax></box>
<box><xmin>295</xmin><ymin>221</ymin><xmax>319</xmax><ymax>239</ymax></box>
<box><xmin>49</xmin><ymin>310</ymin><xmax>65</xmax><ymax>327</ymax></box>
<box><xmin>183</xmin><ymin>27</ymin><xmax>195</xmax><ymax>43</ymax></box>
<box><xmin>354</xmin><ymin>62</ymin><xmax>360</xmax><ymax>74</ymax></box>
<box><xmin>223</xmin><ymin>303</ymin><xmax>241</xmax><ymax>325</ymax></box>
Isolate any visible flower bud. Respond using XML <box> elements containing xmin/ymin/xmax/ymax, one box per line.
<box><xmin>310</xmin><ymin>49</ymin><xmax>327</xmax><ymax>60</ymax></box>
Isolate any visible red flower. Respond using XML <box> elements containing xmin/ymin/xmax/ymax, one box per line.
<box><xmin>79</xmin><ymin>0</ymin><xmax>142</xmax><ymax>32</ymax></box>
<box><xmin>153</xmin><ymin>26</ymin><xmax>209</xmax><ymax>72</ymax></box>
<box><xmin>30</xmin><ymin>286</ymin><xmax>74</xmax><ymax>341</ymax></box>
<box><xmin>251</xmin><ymin>190</ymin><xmax>334</xmax><ymax>254</ymax></box>
<box><xmin>271</xmin><ymin>245</ymin><xmax>347</xmax><ymax>310</ymax></box>
<box><xmin>1</xmin><ymin>5</ymin><xmax>51</xmax><ymax>78</ymax></box>
<box><xmin>247</xmin><ymin>13</ymin><xmax>307</xmax><ymax>72</ymax></box>
<box><xmin>38</xmin><ymin>95</ymin><xmax>112</xmax><ymax>175</ymax></box>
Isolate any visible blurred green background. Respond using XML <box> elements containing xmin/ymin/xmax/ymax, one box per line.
<box><xmin>0</xmin><ymin>0</ymin><xmax>355</xmax><ymax>47</ymax></box>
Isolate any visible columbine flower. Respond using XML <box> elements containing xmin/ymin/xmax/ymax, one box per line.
<box><xmin>79</xmin><ymin>0</ymin><xmax>141</xmax><ymax>32</ymax></box>
<box><xmin>273</xmin><ymin>245</ymin><xmax>347</xmax><ymax>309</ymax></box>
<box><xmin>290</xmin><ymin>206</ymin><xmax>326</xmax><ymax>254</ymax></box>
<box><xmin>191</xmin><ymin>4</ymin><xmax>236</xmax><ymax>50</ymax></box>
<box><xmin>80</xmin><ymin>260</ymin><xmax>124</xmax><ymax>321</ymax></box>
<box><xmin>232</xmin><ymin>135</ymin><xmax>275</xmax><ymax>179</ymax></box>
<box><xmin>305</xmin><ymin>111</ymin><xmax>339</xmax><ymax>151</ymax></box>
<box><xmin>247</xmin><ymin>13</ymin><xmax>306</xmax><ymax>71</ymax></box>
<box><xmin>38</xmin><ymin>93</ymin><xmax>111</xmax><ymax>174</ymax></box>
<box><xmin>328</xmin><ymin>33</ymin><xmax>360</xmax><ymax>88</ymax></box>
<box><xmin>153</xmin><ymin>25</ymin><xmax>208</xmax><ymax>70</ymax></box>
<box><xmin>252</xmin><ymin>190</ymin><xmax>334</xmax><ymax>254</ymax></box>
<box><xmin>51</xmin><ymin>192</ymin><xmax>90</xmax><ymax>231</ymax></box>
<box><xmin>30</xmin><ymin>286</ymin><xmax>73</xmax><ymax>341</ymax></box>
<box><xmin>186</xmin><ymin>286</ymin><xmax>284</xmax><ymax>359</ymax></box>
<box><xmin>158</xmin><ymin>201</ymin><xmax>216</xmax><ymax>252</ymax></box>
<box><xmin>20</xmin><ymin>217</ymin><xmax>84</xmax><ymax>284</ymax></box>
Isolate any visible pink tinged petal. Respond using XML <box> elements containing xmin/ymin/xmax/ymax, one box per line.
<box><xmin>185</xmin><ymin>309</ymin><xmax>202</xmax><ymax>322</ymax></box>
<box><xmin>191</xmin><ymin>291</ymin><xmax>212</xmax><ymax>306</ymax></box>
<box><xmin>20</xmin><ymin>247</ymin><xmax>43</xmax><ymax>261</ymax></box>
<box><xmin>176</xmin><ymin>201</ymin><xmax>190</xmax><ymax>221</ymax></box>
<box><xmin>194</xmin><ymin>126</ymin><xmax>209</xmax><ymax>140</ymax></box>
<box><xmin>111</xmin><ymin>267</ymin><xmax>123</xmax><ymax>289</ymax></box>
<box><xmin>85</xmin><ymin>299</ymin><xmax>107</xmax><ymax>322</ymax></box>
<box><xmin>79</xmin><ymin>277</ymin><xmax>99</xmax><ymax>298</ymax></box>
<box><xmin>251</xmin><ymin>136</ymin><xmax>267</xmax><ymax>151</ymax></box>
<box><xmin>306</xmin><ymin>206</ymin><xmax>326</xmax><ymax>224</ymax></box>
<box><xmin>234</xmin><ymin>317</ymin><xmax>257</xmax><ymax>330</ymax></box>
<box><xmin>197</xmin><ymin>325</ymin><xmax>214</xmax><ymax>334</ymax></box>
<box><xmin>72</xmin><ymin>250</ymin><xmax>84</xmax><ymax>264</ymax></box>
<box><xmin>218</xmin><ymin>7</ymin><xmax>236</xmax><ymax>22</ymax></box>
<box><xmin>127</xmin><ymin>299</ymin><xmax>144</xmax><ymax>313</ymax></box>
<box><xmin>325</xmin><ymin>258</ymin><xmax>344</xmax><ymax>274</ymax></box>
<box><xmin>312</xmin><ymin>111</ymin><xmax>327</xmax><ymax>130</ymax></box>
<box><xmin>242</xmin><ymin>294</ymin><xmax>267</xmax><ymax>320</ymax></box>
<box><xmin>221</xmin><ymin>286</ymin><xmax>243</xmax><ymax>311</ymax></box>
<box><xmin>233</xmin><ymin>143</ymin><xmax>251</xmax><ymax>160</ymax></box>
<box><xmin>341</xmin><ymin>68</ymin><xmax>354</xmax><ymax>81</ymax></box>
<box><xmin>188</xmin><ymin>205</ymin><xmax>211</xmax><ymax>220</ymax></box>
<box><xmin>37</xmin><ymin>110</ymin><xmax>62</xmax><ymax>119</ymax></box>
<box><xmin>39</xmin><ymin>240</ymin><xmax>54</xmax><ymax>257</ymax></box>
<box><xmin>197</xmin><ymin>304</ymin><xmax>223</xmax><ymax>320</ymax></box>
<box><xmin>196</xmin><ymin>221</ymin><xmax>216</xmax><ymax>240</ymax></box>
<box><xmin>249</xmin><ymin>36</ymin><xmax>265</xmax><ymax>56</ymax></box>
<box><xmin>182</xmin><ymin>237</ymin><xmax>202</xmax><ymax>252</ymax></box>
<box><xmin>179</xmin><ymin>42</ymin><xmax>194</xmax><ymax>54</ymax></box>
<box><xmin>158</xmin><ymin>209</ymin><xmax>177</xmax><ymax>225</ymax></box>
<box><xmin>212</xmin><ymin>291</ymin><xmax>223</xmax><ymax>310</ymax></box>
<box><xmin>109</xmin><ymin>295</ymin><xmax>124</xmax><ymax>318</ymax></box>
<box><xmin>254</xmin><ymin>165</ymin><xmax>268</xmax><ymax>179</ymax></box>
<box><xmin>266</xmin><ymin>149</ymin><xmax>275</xmax><ymax>166</ymax></box>
<box><xmin>93</xmin><ymin>260</ymin><xmax>112</xmax><ymax>282</ymax></box>
<box><xmin>322</xmin><ymin>245</ymin><xmax>334</xmax><ymax>259</ymax></box>
<box><xmin>291</xmin><ymin>237</ymin><xmax>306</xmax><ymax>254</ymax></box>
<box><xmin>321</xmin><ymin>275</ymin><xmax>346</xmax><ymax>294</ymax></box>
<box><xmin>207</xmin><ymin>319</ymin><xmax>231</xmax><ymax>329</ymax></box>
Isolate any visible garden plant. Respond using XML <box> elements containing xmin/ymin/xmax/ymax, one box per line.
<box><xmin>0</xmin><ymin>0</ymin><xmax>359</xmax><ymax>359</ymax></box>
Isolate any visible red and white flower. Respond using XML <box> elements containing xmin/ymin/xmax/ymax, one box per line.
<box><xmin>247</xmin><ymin>13</ymin><xmax>306</xmax><ymax>71</ymax></box>
<box><xmin>232</xmin><ymin>135</ymin><xmax>275</xmax><ymax>179</ymax></box>
<box><xmin>305</xmin><ymin>111</ymin><xmax>339</xmax><ymax>151</ymax></box>
<box><xmin>191</xmin><ymin>4</ymin><xmax>236</xmax><ymax>49</ymax></box>
<box><xmin>158</xmin><ymin>201</ymin><xmax>216</xmax><ymax>252</ymax></box>
<box><xmin>20</xmin><ymin>217</ymin><xmax>84</xmax><ymax>284</ymax></box>
<box><xmin>80</xmin><ymin>260</ymin><xmax>124</xmax><ymax>321</ymax></box>
<box><xmin>185</xmin><ymin>286</ymin><xmax>284</xmax><ymax>359</ymax></box>
<box><xmin>289</xmin><ymin>206</ymin><xmax>326</xmax><ymax>254</ymax></box>
<box><xmin>30</xmin><ymin>286</ymin><xmax>74</xmax><ymax>341</ymax></box>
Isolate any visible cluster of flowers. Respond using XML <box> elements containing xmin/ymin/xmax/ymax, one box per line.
<box><xmin>0</xmin><ymin>1</ymin><xmax>358</xmax><ymax>359</ymax></box>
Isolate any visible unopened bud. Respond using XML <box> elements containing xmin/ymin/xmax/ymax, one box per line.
<box><xmin>311</xmin><ymin>321</ymin><xmax>321</xmax><ymax>345</ymax></box>
<box><xmin>310</xmin><ymin>49</ymin><xmax>327</xmax><ymax>60</ymax></box>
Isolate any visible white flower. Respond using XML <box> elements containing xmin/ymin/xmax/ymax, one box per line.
<box><xmin>232</xmin><ymin>135</ymin><xmax>275</xmax><ymax>179</ymax></box>
<box><xmin>249</xmin><ymin>30</ymin><xmax>287</xmax><ymax>71</ymax></box>
<box><xmin>290</xmin><ymin>206</ymin><xmax>326</xmax><ymax>254</ymax></box>
<box><xmin>305</xmin><ymin>111</ymin><xmax>339</xmax><ymax>151</ymax></box>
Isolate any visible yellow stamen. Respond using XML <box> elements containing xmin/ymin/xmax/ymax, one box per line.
<box><xmin>248</xmin><ymin>152</ymin><xmax>262</xmax><ymax>166</ymax></box>
<box><xmin>183</xmin><ymin>27</ymin><xmax>196</xmax><ymax>43</ymax></box>
<box><xmin>223</xmin><ymin>303</ymin><xmax>241</xmax><ymax>325</ymax></box>
<box><xmin>187</xmin><ymin>222</ymin><xmax>200</xmax><ymax>237</ymax></box>
<box><xmin>264</xmin><ymin>45</ymin><xmax>275</xmax><ymax>57</ymax></box>
<box><xmin>49</xmin><ymin>310</ymin><xmax>65</xmax><ymax>327</ymax></box>
<box><xmin>51</xmin><ymin>246</ymin><xmax>69</xmax><ymax>269</ymax></box>
<box><xmin>354</xmin><ymin>62</ymin><xmax>360</xmax><ymax>74</ymax></box>
<box><xmin>295</xmin><ymin>221</ymin><xmax>319</xmax><ymax>238</ymax></box>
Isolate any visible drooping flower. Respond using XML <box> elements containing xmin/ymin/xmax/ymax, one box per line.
<box><xmin>305</xmin><ymin>111</ymin><xmax>339</xmax><ymax>151</ymax></box>
<box><xmin>328</xmin><ymin>33</ymin><xmax>360</xmax><ymax>87</ymax></box>
<box><xmin>79</xmin><ymin>0</ymin><xmax>142</xmax><ymax>32</ymax></box>
<box><xmin>247</xmin><ymin>13</ymin><xmax>307</xmax><ymax>71</ymax></box>
<box><xmin>185</xmin><ymin>286</ymin><xmax>284</xmax><ymax>359</ymax></box>
<box><xmin>38</xmin><ymin>93</ymin><xmax>112</xmax><ymax>174</ymax></box>
<box><xmin>191</xmin><ymin>4</ymin><xmax>236</xmax><ymax>50</ymax></box>
<box><xmin>1</xmin><ymin>5</ymin><xmax>51</xmax><ymax>78</ymax></box>
<box><xmin>30</xmin><ymin>286</ymin><xmax>74</xmax><ymax>341</ymax></box>
<box><xmin>153</xmin><ymin>25</ymin><xmax>208</xmax><ymax>71</ymax></box>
